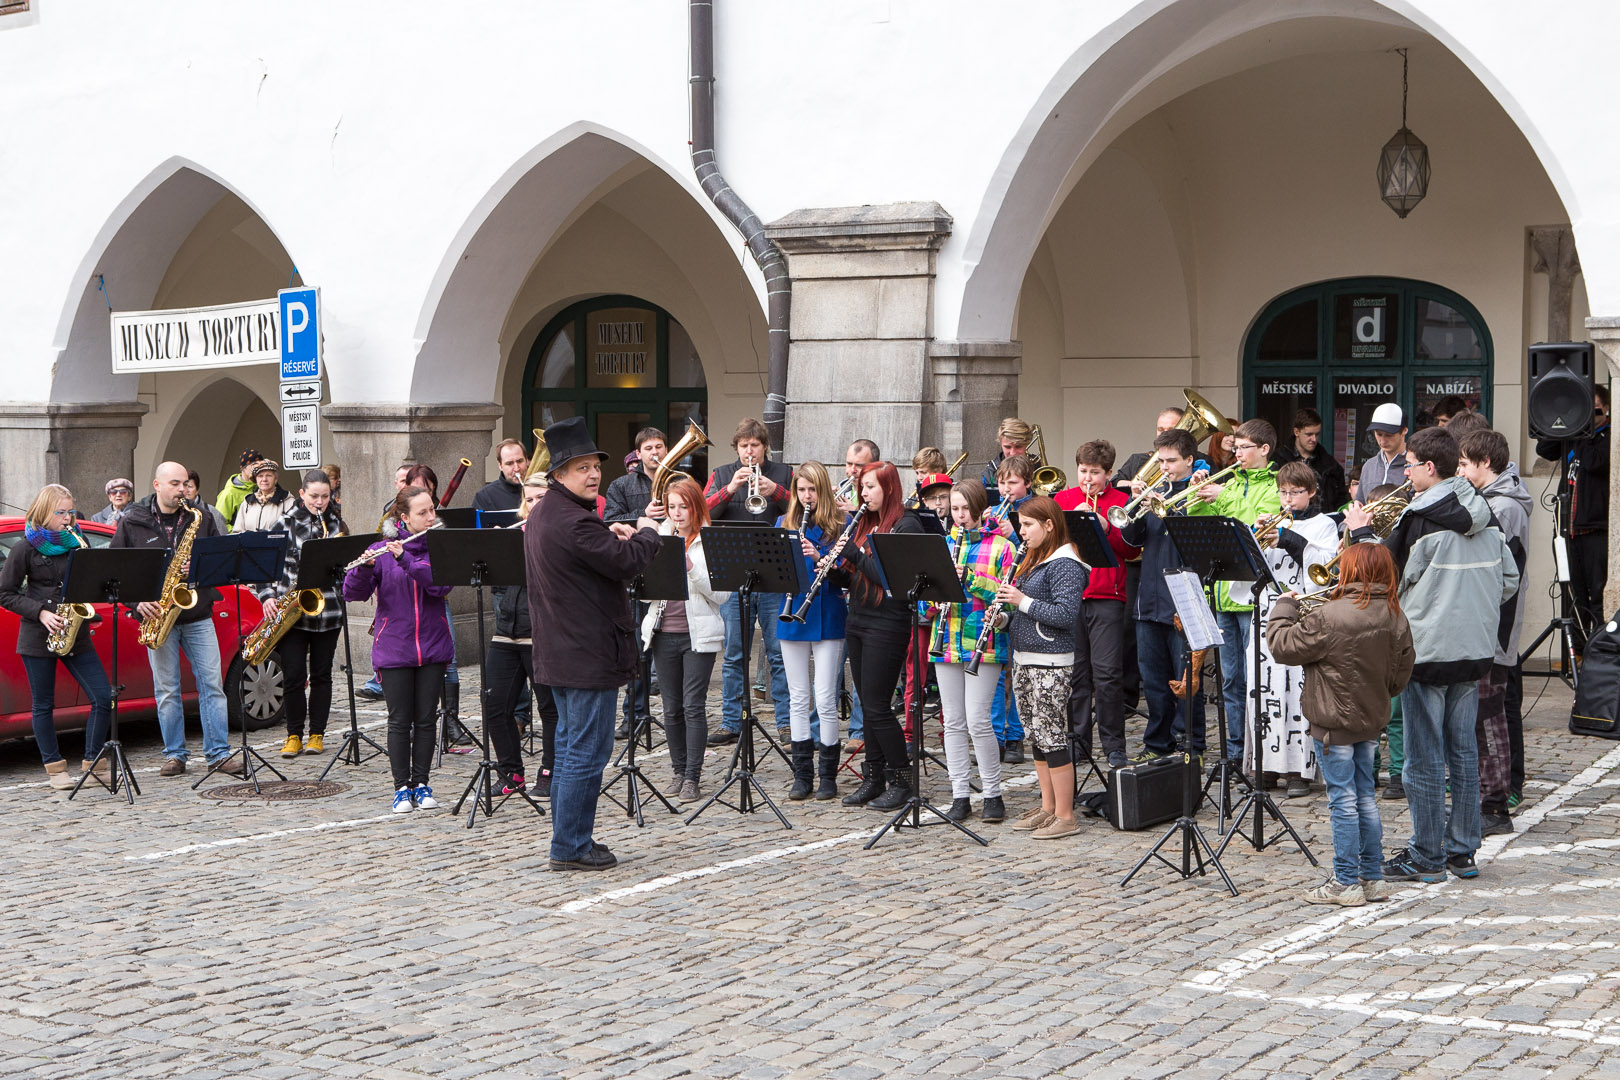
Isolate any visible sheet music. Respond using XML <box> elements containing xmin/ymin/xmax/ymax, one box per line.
<box><xmin>1166</xmin><ymin>570</ymin><xmax>1224</xmax><ymax>651</ymax></box>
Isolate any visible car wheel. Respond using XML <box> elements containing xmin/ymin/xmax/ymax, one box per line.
<box><xmin>227</xmin><ymin>652</ymin><xmax>286</xmax><ymax>732</ymax></box>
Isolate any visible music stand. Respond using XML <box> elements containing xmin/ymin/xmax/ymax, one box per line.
<box><xmin>1163</xmin><ymin>516</ymin><xmax>1316</xmax><ymax>868</ymax></box>
<box><xmin>1063</xmin><ymin>509</ymin><xmax>1119</xmax><ymax>793</ymax></box>
<box><xmin>601</xmin><ymin>535</ymin><xmax>686</xmax><ymax>825</ymax></box>
<box><xmin>300</xmin><ymin>533</ymin><xmax>388</xmax><ymax>780</ymax></box>
<box><xmin>190</xmin><ymin>532</ymin><xmax>289</xmax><ymax>792</ymax></box>
<box><xmin>1121</xmin><ymin>567</ymin><xmax>1238</xmax><ymax>895</ymax></box>
<box><xmin>863</xmin><ymin>532</ymin><xmax>987</xmax><ymax>849</ymax></box>
<box><xmin>434</xmin><ymin>507</ymin><xmax>481</xmax><ymax>530</ymax></box>
<box><xmin>425</xmin><ymin>527</ymin><xmax>547</xmax><ymax>828</ymax></box>
<box><xmin>64</xmin><ymin>548</ymin><xmax>167</xmax><ymax>804</ymax></box>
<box><xmin>685</xmin><ymin>525</ymin><xmax>808</xmax><ymax>829</ymax></box>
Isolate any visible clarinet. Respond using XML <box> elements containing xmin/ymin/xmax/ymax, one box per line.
<box><xmin>780</xmin><ymin>508</ymin><xmax>863</xmax><ymax>624</ymax></box>
<box><xmin>928</xmin><ymin>526</ymin><xmax>973</xmax><ymax>656</ymax></box>
<box><xmin>962</xmin><ymin>537</ymin><xmax>1026</xmax><ymax>677</ymax></box>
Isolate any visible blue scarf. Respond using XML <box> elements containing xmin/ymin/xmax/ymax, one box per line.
<box><xmin>25</xmin><ymin>523</ymin><xmax>82</xmax><ymax>557</ymax></box>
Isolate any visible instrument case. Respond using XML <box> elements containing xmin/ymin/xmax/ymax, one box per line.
<box><xmin>1105</xmin><ymin>755</ymin><xmax>1188</xmax><ymax>831</ymax></box>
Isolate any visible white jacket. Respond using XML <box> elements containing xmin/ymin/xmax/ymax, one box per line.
<box><xmin>640</xmin><ymin>527</ymin><xmax>731</xmax><ymax>653</ymax></box>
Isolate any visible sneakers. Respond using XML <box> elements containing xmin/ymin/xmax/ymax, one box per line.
<box><xmin>1360</xmin><ymin>878</ymin><xmax>1390</xmax><ymax>903</ymax></box>
<box><xmin>159</xmin><ymin>757</ymin><xmax>186</xmax><ymax>777</ymax></box>
<box><xmin>533</xmin><ymin>771</ymin><xmax>552</xmax><ymax>799</ymax></box>
<box><xmin>1481</xmin><ymin>810</ymin><xmax>1514</xmax><ymax>837</ymax></box>
<box><xmin>355</xmin><ymin>685</ymin><xmax>384</xmax><ymax>701</ymax></box>
<box><xmin>679</xmin><ymin>779</ymin><xmax>701</xmax><ymax>803</ymax></box>
<box><xmin>980</xmin><ymin>796</ymin><xmax>1006</xmax><ymax>823</ymax></box>
<box><xmin>1285</xmin><ymin>776</ymin><xmax>1312</xmax><ymax>799</ymax></box>
<box><xmin>1002</xmin><ymin>740</ymin><xmax>1025</xmax><ymax>764</ymax></box>
<box><xmin>1107</xmin><ymin>751</ymin><xmax>1129</xmax><ymax>770</ymax></box>
<box><xmin>304</xmin><ymin>734</ymin><xmax>324</xmax><ymax>755</ymax></box>
<box><xmin>1011</xmin><ymin>807</ymin><xmax>1053</xmax><ymax>832</ymax></box>
<box><xmin>413</xmin><ymin>784</ymin><xmax>438</xmax><ymax>810</ymax></box>
<box><xmin>280</xmin><ymin>735</ymin><xmax>303</xmax><ymax>758</ymax></box>
<box><xmin>1383</xmin><ymin>847</ymin><xmax>1446</xmax><ymax>883</ymax></box>
<box><xmin>1382</xmin><ymin>775</ymin><xmax>1406</xmax><ymax>801</ymax></box>
<box><xmin>392</xmin><ymin>787</ymin><xmax>415</xmax><ymax>813</ymax></box>
<box><xmin>500</xmin><ymin>773</ymin><xmax>527</xmax><ymax>796</ymax></box>
<box><xmin>550</xmin><ymin>845</ymin><xmax>618</xmax><ymax>871</ymax></box>
<box><xmin>706</xmin><ymin>729</ymin><xmax>739</xmax><ymax>747</ymax></box>
<box><xmin>1447</xmin><ymin>853</ymin><xmax>1479</xmax><ymax>879</ymax></box>
<box><xmin>1304</xmin><ymin>879</ymin><xmax>1366</xmax><ymax>906</ymax></box>
<box><xmin>1130</xmin><ymin>749</ymin><xmax>1166</xmax><ymax>765</ymax></box>
<box><xmin>1507</xmin><ymin>791</ymin><xmax>1523</xmax><ymax>812</ymax></box>
<box><xmin>1030</xmin><ymin>816</ymin><xmax>1080</xmax><ymax>840</ymax></box>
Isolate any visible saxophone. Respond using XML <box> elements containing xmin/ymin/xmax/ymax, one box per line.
<box><xmin>242</xmin><ymin>590</ymin><xmax>325</xmax><ymax>664</ymax></box>
<box><xmin>138</xmin><ymin>505</ymin><xmax>201</xmax><ymax>649</ymax></box>
<box><xmin>46</xmin><ymin>603</ymin><xmax>96</xmax><ymax>656</ymax></box>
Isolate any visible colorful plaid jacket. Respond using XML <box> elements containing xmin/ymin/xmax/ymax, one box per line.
<box><xmin>923</xmin><ymin>527</ymin><xmax>1018</xmax><ymax>664</ymax></box>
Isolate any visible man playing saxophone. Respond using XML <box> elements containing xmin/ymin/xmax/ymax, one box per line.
<box><xmin>254</xmin><ymin>469</ymin><xmax>347</xmax><ymax>758</ymax></box>
<box><xmin>112</xmin><ymin>462</ymin><xmax>240</xmax><ymax>778</ymax></box>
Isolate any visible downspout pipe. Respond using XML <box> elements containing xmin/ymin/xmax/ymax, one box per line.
<box><xmin>689</xmin><ymin>0</ymin><xmax>790</xmax><ymax>458</ymax></box>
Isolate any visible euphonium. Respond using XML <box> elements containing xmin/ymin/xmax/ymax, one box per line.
<box><xmin>650</xmin><ymin>420</ymin><xmax>709</xmax><ymax>504</ymax></box>
<box><xmin>46</xmin><ymin>603</ymin><xmax>96</xmax><ymax>656</ymax></box>
<box><xmin>138</xmin><ymin>505</ymin><xmax>201</xmax><ymax>650</ymax></box>
<box><xmin>523</xmin><ymin>428</ymin><xmax>551</xmax><ymax>480</ymax></box>
<box><xmin>1307</xmin><ymin>480</ymin><xmax>1413</xmax><ymax>586</ymax></box>
<box><xmin>242</xmin><ymin>589</ymin><xmax>326</xmax><ymax>665</ymax></box>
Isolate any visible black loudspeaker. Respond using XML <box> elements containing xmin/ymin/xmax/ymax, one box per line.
<box><xmin>1528</xmin><ymin>342</ymin><xmax>1595</xmax><ymax>441</ymax></box>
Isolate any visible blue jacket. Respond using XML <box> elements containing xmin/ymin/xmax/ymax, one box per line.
<box><xmin>775</xmin><ymin>517</ymin><xmax>848</xmax><ymax>642</ymax></box>
<box><xmin>1119</xmin><ymin>477</ymin><xmax>1192</xmax><ymax>625</ymax></box>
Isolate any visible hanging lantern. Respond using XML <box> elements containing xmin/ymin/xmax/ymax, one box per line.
<box><xmin>1377</xmin><ymin>48</ymin><xmax>1430</xmax><ymax>219</ymax></box>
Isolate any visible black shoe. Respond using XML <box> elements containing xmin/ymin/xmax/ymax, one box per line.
<box><xmin>1447</xmin><ymin>853</ymin><xmax>1479</xmax><ymax>879</ymax></box>
<box><xmin>816</xmin><ymin>742</ymin><xmax>840</xmax><ymax>801</ymax></box>
<box><xmin>1002</xmin><ymin>740</ymin><xmax>1025</xmax><ymax>764</ymax></box>
<box><xmin>944</xmin><ymin>797</ymin><xmax>972</xmax><ymax>822</ymax></box>
<box><xmin>841</xmin><ymin>763</ymin><xmax>885</xmax><ymax>806</ymax></box>
<box><xmin>614</xmin><ymin>721</ymin><xmax>631</xmax><ymax>740</ymax></box>
<box><xmin>706</xmin><ymin>729</ymin><xmax>739</xmax><ymax>748</ymax></box>
<box><xmin>355</xmin><ymin>685</ymin><xmax>384</xmax><ymax>701</ymax></box>
<box><xmin>549</xmin><ymin>846</ymin><xmax>618</xmax><ymax>872</ymax></box>
<box><xmin>1481</xmin><ymin>811</ymin><xmax>1514</xmax><ymax>837</ymax></box>
<box><xmin>1382</xmin><ymin>775</ymin><xmax>1406</xmax><ymax>801</ymax></box>
<box><xmin>867</xmin><ymin>767</ymin><xmax>912</xmax><ymax>811</ymax></box>
<box><xmin>980</xmin><ymin>796</ymin><xmax>1006</xmax><ymax>823</ymax></box>
<box><xmin>788</xmin><ymin>740</ymin><xmax>815</xmax><ymax>801</ymax></box>
<box><xmin>1383</xmin><ymin>847</ymin><xmax>1446</xmax><ymax>883</ymax></box>
<box><xmin>1107</xmin><ymin>751</ymin><xmax>1129</xmax><ymax>770</ymax></box>
<box><xmin>1285</xmin><ymin>777</ymin><xmax>1311</xmax><ymax>799</ymax></box>
<box><xmin>532</xmin><ymin>771</ymin><xmax>551</xmax><ymax>799</ymax></box>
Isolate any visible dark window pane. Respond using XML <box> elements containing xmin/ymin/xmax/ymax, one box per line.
<box><xmin>668</xmin><ymin>319</ymin><xmax>706</xmax><ymax>387</ymax></box>
<box><xmin>595</xmin><ymin>410</ymin><xmax>652</xmax><ymax>486</ymax></box>
<box><xmin>1414</xmin><ymin>373</ymin><xmax>1484</xmax><ymax>429</ymax></box>
<box><xmin>1254</xmin><ymin>376</ymin><xmax>1319</xmax><ymax>456</ymax></box>
<box><xmin>1330</xmin><ymin>374</ymin><xmax>1401</xmax><ymax>477</ymax></box>
<box><xmin>1256</xmin><ymin>300</ymin><xmax>1318</xmax><ymax>362</ymax></box>
<box><xmin>534</xmin><ymin>328</ymin><xmax>575</xmax><ymax>389</ymax></box>
<box><xmin>532</xmin><ymin>400</ymin><xmax>575</xmax><ymax>434</ymax></box>
<box><xmin>1413</xmin><ymin>298</ymin><xmax>1482</xmax><ymax>361</ymax></box>
<box><xmin>1332</xmin><ymin>292</ymin><xmax>1400</xmax><ymax>362</ymax></box>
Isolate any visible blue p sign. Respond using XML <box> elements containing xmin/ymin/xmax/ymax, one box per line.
<box><xmin>279</xmin><ymin>287</ymin><xmax>321</xmax><ymax>381</ymax></box>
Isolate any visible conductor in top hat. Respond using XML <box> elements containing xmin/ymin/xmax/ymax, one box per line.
<box><xmin>527</xmin><ymin>416</ymin><xmax>660</xmax><ymax>871</ymax></box>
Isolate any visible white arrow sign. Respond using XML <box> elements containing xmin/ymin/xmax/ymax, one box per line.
<box><xmin>279</xmin><ymin>380</ymin><xmax>322</xmax><ymax>405</ymax></box>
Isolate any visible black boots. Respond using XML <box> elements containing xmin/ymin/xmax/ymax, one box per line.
<box><xmin>1001</xmin><ymin>739</ymin><xmax>1025</xmax><ymax>764</ymax></box>
<box><xmin>944</xmin><ymin>797</ymin><xmax>973</xmax><ymax>822</ymax></box>
<box><xmin>867</xmin><ymin>767</ymin><xmax>912</xmax><ymax>811</ymax></box>
<box><xmin>442</xmin><ymin>681</ymin><xmax>474</xmax><ymax>746</ymax></box>
<box><xmin>788</xmin><ymin>740</ymin><xmax>815</xmax><ymax>801</ymax></box>
<box><xmin>816</xmin><ymin>742</ymin><xmax>840</xmax><ymax>801</ymax></box>
<box><xmin>841</xmin><ymin>762</ymin><xmax>885</xmax><ymax>806</ymax></box>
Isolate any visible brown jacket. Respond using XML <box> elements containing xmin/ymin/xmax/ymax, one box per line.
<box><xmin>1267</xmin><ymin>583</ymin><xmax>1415</xmax><ymax>746</ymax></box>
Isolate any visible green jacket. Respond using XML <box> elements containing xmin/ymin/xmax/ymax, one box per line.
<box><xmin>1188</xmin><ymin>463</ymin><xmax>1281</xmax><ymax>612</ymax></box>
<box><xmin>214</xmin><ymin>474</ymin><xmax>253</xmax><ymax>525</ymax></box>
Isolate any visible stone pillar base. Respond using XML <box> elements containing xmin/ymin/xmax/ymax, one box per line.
<box><xmin>925</xmin><ymin>342</ymin><xmax>1022</xmax><ymax>471</ymax></box>
<box><xmin>0</xmin><ymin>401</ymin><xmax>149</xmax><ymax>514</ymax></box>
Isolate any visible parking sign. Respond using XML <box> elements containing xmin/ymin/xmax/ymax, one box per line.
<box><xmin>278</xmin><ymin>287</ymin><xmax>321</xmax><ymax>381</ymax></box>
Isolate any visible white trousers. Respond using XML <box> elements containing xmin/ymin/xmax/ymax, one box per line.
<box><xmin>779</xmin><ymin>638</ymin><xmax>843</xmax><ymax>746</ymax></box>
<box><xmin>934</xmin><ymin>660</ymin><xmax>1004</xmax><ymax>799</ymax></box>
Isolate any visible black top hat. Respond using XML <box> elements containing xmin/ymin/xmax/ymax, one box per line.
<box><xmin>543</xmin><ymin>416</ymin><xmax>609</xmax><ymax>473</ymax></box>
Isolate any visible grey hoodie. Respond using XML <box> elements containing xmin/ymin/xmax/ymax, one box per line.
<box><xmin>1480</xmin><ymin>463</ymin><xmax>1532</xmax><ymax>665</ymax></box>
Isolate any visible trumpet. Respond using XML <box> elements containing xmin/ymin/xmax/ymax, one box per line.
<box><xmin>1307</xmin><ymin>480</ymin><xmax>1413</xmax><ymax>586</ymax></box>
<box><xmin>1107</xmin><ymin>475</ymin><xmax>1172</xmax><ymax>529</ymax></box>
<box><xmin>743</xmin><ymin>449</ymin><xmax>768</xmax><ymax>515</ymax></box>
<box><xmin>343</xmin><ymin>520</ymin><xmax>445</xmax><ymax>571</ymax></box>
<box><xmin>1149</xmin><ymin>462</ymin><xmax>1242</xmax><ymax>518</ymax></box>
<box><xmin>1252</xmin><ymin>509</ymin><xmax>1293</xmax><ymax>548</ymax></box>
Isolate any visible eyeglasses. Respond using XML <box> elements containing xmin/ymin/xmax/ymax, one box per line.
<box><xmin>1231</xmin><ymin>442</ymin><xmax>1259</xmax><ymax>453</ymax></box>
<box><xmin>1277</xmin><ymin>489</ymin><xmax>1310</xmax><ymax>498</ymax></box>
<box><xmin>51</xmin><ymin>509</ymin><xmax>74</xmax><ymax>518</ymax></box>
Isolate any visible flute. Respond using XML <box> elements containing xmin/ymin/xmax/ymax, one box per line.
<box><xmin>342</xmin><ymin>520</ymin><xmax>444</xmax><ymax>571</ymax></box>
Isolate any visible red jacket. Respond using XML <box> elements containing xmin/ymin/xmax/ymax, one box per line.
<box><xmin>1054</xmin><ymin>485</ymin><xmax>1139</xmax><ymax>603</ymax></box>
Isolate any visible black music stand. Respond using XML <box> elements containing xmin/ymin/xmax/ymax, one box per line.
<box><xmin>1163</xmin><ymin>516</ymin><xmax>1316</xmax><ymax>868</ymax></box>
<box><xmin>864</xmin><ymin>532</ymin><xmax>987</xmax><ymax>849</ymax></box>
<box><xmin>64</xmin><ymin>548</ymin><xmax>166</xmax><ymax>804</ymax></box>
<box><xmin>303</xmin><ymin>533</ymin><xmax>388</xmax><ymax>780</ymax></box>
<box><xmin>1064</xmin><ymin>509</ymin><xmax>1119</xmax><ymax>793</ymax></box>
<box><xmin>191</xmin><ymin>533</ymin><xmax>288</xmax><ymax>792</ymax></box>
<box><xmin>425</xmin><ymin>527</ymin><xmax>547</xmax><ymax>828</ymax></box>
<box><xmin>601</xmin><ymin>535</ymin><xmax>686</xmax><ymax>826</ymax></box>
<box><xmin>1121</xmin><ymin>566</ymin><xmax>1238</xmax><ymax>895</ymax></box>
<box><xmin>685</xmin><ymin>525</ymin><xmax>808</xmax><ymax>829</ymax></box>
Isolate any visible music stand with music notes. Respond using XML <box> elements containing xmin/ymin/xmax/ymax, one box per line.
<box><xmin>298</xmin><ymin>533</ymin><xmax>388</xmax><ymax>780</ymax></box>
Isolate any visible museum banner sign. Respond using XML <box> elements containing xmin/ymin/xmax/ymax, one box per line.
<box><xmin>110</xmin><ymin>297</ymin><xmax>281</xmax><ymax>374</ymax></box>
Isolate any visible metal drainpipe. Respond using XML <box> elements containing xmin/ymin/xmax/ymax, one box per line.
<box><xmin>689</xmin><ymin>0</ymin><xmax>790</xmax><ymax>458</ymax></box>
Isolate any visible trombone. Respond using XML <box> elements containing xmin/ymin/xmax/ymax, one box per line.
<box><xmin>1026</xmin><ymin>425</ymin><xmax>1067</xmax><ymax>497</ymax></box>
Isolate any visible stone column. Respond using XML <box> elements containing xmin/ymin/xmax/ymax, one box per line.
<box><xmin>1533</xmin><ymin>227</ymin><xmax>1582</xmax><ymax>342</ymax></box>
<box><xmin>1584</xmin><ymin>318</ymin><xmax>1620</xmax><ymax>615</ymax></box>
<box><xmin>924</xmin><ymin>341</ymin><xmax>1022</xmax><ymax>471</ymax></box>
<box><xmin>0</xmin><ymin>402</ymin><xmax>149</xmax><ymax>513</ymax></box>
<box><xmin>768</xmin><ymin>202</ymin><xmax>952</xmax><ymax>467</ymax></box>
<box><xmin>324</xmin><ymin>402</ymin><xmax>505</xmax><ymax>667</ymax></box>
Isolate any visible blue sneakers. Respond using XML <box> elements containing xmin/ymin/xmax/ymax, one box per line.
<box><xmin>1383</xmin><ymin>847</ymin><xmax>1446</xmax><ymax>884</ymax></box>
<box><xmin>413</xmin><ymin>784</ymin><xmax>438</xmax><ymax>810</ymax></box>
<box><xmin>392</xmin><ymin>787</ymin><xmax>415</xmax><ymax>814</ymax></box>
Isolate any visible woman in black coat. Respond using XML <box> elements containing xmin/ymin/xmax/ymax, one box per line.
<box><xmin>0</xmin><ymin>484</ymin><xmax>113</xmax><ymax>790</ymax></box>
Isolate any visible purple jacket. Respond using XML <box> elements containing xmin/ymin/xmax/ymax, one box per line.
<box><xmin>343</xmin><ymin>540</ymin><xmax>454</xmax><ymax>669</ymax></box>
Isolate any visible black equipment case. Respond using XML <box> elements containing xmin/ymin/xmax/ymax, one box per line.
<box><xmin>1572</xmin><ymin>612</ymin><xmax>1620</xmax><ymax>739</ymax></box>
<box><xmin>1105</xmin><ymin>755</ymin><xmax>1190</xmax><ymax>830</ymax></box>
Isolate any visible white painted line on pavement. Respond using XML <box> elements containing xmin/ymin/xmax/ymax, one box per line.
<box><xmin>126</xmin><ymin>813</ymin><xmax>399</xmax><ymax>860</ymax></box>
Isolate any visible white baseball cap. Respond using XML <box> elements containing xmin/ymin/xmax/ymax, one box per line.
<box><xmin>1367</xmin><ymin>403</ymin><xmax>1406</xmax><ymax>433</ymax></box>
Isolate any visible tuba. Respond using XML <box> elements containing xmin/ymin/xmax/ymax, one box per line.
<box><xmin>138</xmin><ymin>505</ymin><xmax>201</xmax><ymax>650</ymax></box>
<box><xmin>1027</xmin><ymin>425</ymin><xmax>1067</xmax><ymax>497</ymax></box>
<box><xmin>242</xmin><ymin>589</ymin><xmax>326</xmax><ymax>665</ymax></box>
<box><xmin>523</xmin><ymin>428</ymin><xmax>552</xmax><ymax>480</ymax></box>
<box><xmin>1117</xmin><ymin>388</ymin><xmax>1236</xmax><ymax>495</ymax></box>
<box><xmin>650</xmin><ymin>420</ymin><xmax>709</xmax><ymax>505</ymax></box>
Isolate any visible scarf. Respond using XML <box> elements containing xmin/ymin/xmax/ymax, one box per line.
<box><xmin>25</xmin><ymin>523</ymin><xmax>82</xmax><ymax>557</ymax></box>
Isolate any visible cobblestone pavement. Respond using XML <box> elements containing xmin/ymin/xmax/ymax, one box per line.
<box><xmin>5</xmin><ymin>668</ymin><xmax>1620</xmax><ymax>1078</ymax></box>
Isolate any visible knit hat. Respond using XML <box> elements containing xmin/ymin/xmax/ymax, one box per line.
<box><xmin>105</xmin><ymin>478</ymin><xmax>134</xmax><ymax>496</ymax></box>
<box><xmin>250</xmin><ymin>458</ymin><xmax>282</xmax><ymax>477</ymax></box>
<box><xmin>239</xmin><ymin>449</ymin><xmax>264</xmax><ymax>468</ymax></box>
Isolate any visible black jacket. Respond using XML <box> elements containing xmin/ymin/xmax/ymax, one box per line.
<box><xmin>0</xmin><ymin>538</ymin><xmax>96</xmax><ymax>657</ymax></box>
<box><xmin>1538</xmin><ymin>423</ymin><xmax>1610</xmax><ymax>532</ymax></box>
<box><xmin>495</xmin><ymin>580</ymin><xmax>532</xmax><ymax>641</ymax></box>
<box><xmin>703</xmin><ymin>459</ymin><xmax>793</xmax><ymax>522</ymax></box>
<box><xmin>110</xmin><ymin>495</ymin><xmax>222</xmax><ymax>622</ymax></box>
<box><xmin>473</xmin><ymin>475</ymin><xmax>523</xmax><ymax>517</ymax></box>
<box><xmin>835</xmin><ymin>510</ymin><xmax>927</xmax><ymax>633</ymax></box>
<box><xmin>526</xmin><ymin>484</ymin><xmax>659</xmax><ymax>689</ymax></box>
<box><xmin>1119</xmin><ymin>478</ymin><xmax>1192</xmax><ymax>625</ymax></box>
<box><xmin>604</xmin><ymin>464</ymin><xmax>654</xmax><ymax>525</ymax></box>
<box><xmin>1272</xmin><ymin>442</ymin><xmax>1349</xmax><ymax>512</ymax></box>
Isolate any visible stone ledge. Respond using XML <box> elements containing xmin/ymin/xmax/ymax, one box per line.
<box><xmin>323</xmin><ymin>403</ymin><xmax>504</xmax><ymax>433</ymax></box>
<box><xmin>767</xmin><ymin>202</ymin><xmax>952</xmax><ymax>254</ymax></box>
<box><xmin>0</xmin><ymin>401</ymin><xmax>150</xmax><ymax>428</ymax></box>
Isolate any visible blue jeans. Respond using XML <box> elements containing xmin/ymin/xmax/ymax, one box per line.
<box><xmin>991</xmin><ymin>668</ymin><xmax>1023</xmax><ymax>742</ymax></box>
<box><xmin>1216</xmin><ymin>609</ymin><xmax>1251</xmax><ymax>760</ymax></box>
<box><xmin>1315</xmin><ymin>740</ymin><xmax>1383</xmax><ymax>884</ymax></box>
<box><xmin>149</xmin><ymin>618</ymin><xmax>231</xmax><ymax>764</ymax></box>
<box><xmin>1401</xmin><ymin>679</ymin><xmax>1481</xmax><ymax>869</ymax></box>
<box><xmin>550</xmin><ymin>685</ymin><xmax>617</xmax><ymax>862</ymax></box>
<box><xmin>21</xmin><ymin>651</ymin><xmax>112</xmax><ymax>765</ymax></box>
<box><xmin>720</xmin><ymin>592</ymin><xmax>789</xmax><ymax>733</ymax></box>
<box><xmin>1137</xmin><ymin>619</ymin><xmax>1204</xmax><ymax>755</ymax></box>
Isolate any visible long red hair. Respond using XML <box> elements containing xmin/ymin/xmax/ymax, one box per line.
<box><xmin>1333</xmin><ymin>542</ymin><xmax>1400</xmax><ymax>615</ymax></box>
<box><xmin>664</xmin><ymin>477</ymin><xmax>708</xmax><ymax>549</ymax></box>
<box><xmin>851</xmin><ymin>461</ymin><xmax>905</xmax><ymax>544</ymax></box>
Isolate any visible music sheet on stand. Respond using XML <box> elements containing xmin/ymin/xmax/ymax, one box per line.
<box><xmin>1166</xmin><ymin>570</ymin><xmax>1224</xmax><ymax>651</ymax></box>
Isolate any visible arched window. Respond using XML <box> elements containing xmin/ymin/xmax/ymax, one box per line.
<box><xmin>1243</xmin><ymin>278</ymin><xmax>1492</xmax><ymax>475</ymax></box>
<box><xmin>523</xmin><ymin>296</ymin><xmax>708</xmax><ymax>486</ymax></box>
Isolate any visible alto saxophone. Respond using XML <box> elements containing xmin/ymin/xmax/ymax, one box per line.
<box><xmin>242</xmin><ymin>590</ymin><xmax>326</xmax><ymax>664</ymax></box>
<box><xmin>46</xmin><ymin>603</ymin><xmax>96</xmax><ymax>656</ymax></box>
<box><xmin>138</xmin><ymin>505</ymin><xmax>201</xmax><ymax>649</ymax></box>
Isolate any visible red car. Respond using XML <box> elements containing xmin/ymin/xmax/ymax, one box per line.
<box><xmin>0</xmin><ymin>517</ymin><xmax>287</xmax><ymax>741</ymax></box>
